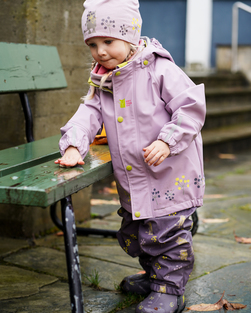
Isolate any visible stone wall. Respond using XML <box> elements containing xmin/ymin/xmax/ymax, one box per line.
<box><xmin>216</xmin><ymin>45</ymin><xmax>251</xmax><ymax>82</ymax></box>
<box><xmin>0</xmin><ymin>0</ymin><xmax>93</xmax><ymax>237</ymax></box>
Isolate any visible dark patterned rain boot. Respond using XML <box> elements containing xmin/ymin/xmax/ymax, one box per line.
<box><xmin>120</xmin><ymin>272</ymin><xmax>151</xmax><ymax>295</ymax></box>
<box><xmin>135</xmin><ymin>291</ymin><xmax>186</xmax><ymax>313</ymax></box>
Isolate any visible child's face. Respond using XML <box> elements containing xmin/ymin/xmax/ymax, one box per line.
<box><xmin>86</xmin><ymin>37</ymin><xmax>131</xmax><ymax>70</ymax></box>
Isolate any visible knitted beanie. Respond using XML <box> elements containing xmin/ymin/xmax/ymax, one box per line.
<box><xmin>81</xmin><ymin>0</ymin><xmax>142</xmax><ymax>45</ymax></box>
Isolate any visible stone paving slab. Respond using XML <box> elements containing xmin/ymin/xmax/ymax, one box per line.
<box><xmin>0</xmin><ymin>281</ymin><xmax>124</xmax><ymax>313</ymax></box>
<box><xmin>0</xmin><ymin>265</ymin><xmax>58</xmax><ymax>300</ymax></box>
<box><xmin>191</xmin><ymin>234</ymin><xmax>251</xmax><ymax>280</ymax></box>
<box><xmin>77</xmin><ymin>245</ymin><xmax>140</xmax><ymax>269</ymax></box>
<box><xmin>36</xmin><ymin>233</ymin><xmax>118</xmax><ymax>248</ymax></box>
<box><xmin>4</xmin><ymin>246</ymin><xmax>141</xmax><ymax>291</ymax></box>
<box><xmin>198</xmin><ymin>196</ymin><xmax>251</xmax><ymax>239</ymax></box>
<box><xmin>0</xmin><ymin>237</ymin><xmax>29</xmax><ymax>257</ymax></box>
<box><xmin>91</xmin><ymin>203</ymin><xmax>120</xmax><ymax>218</ymax></box>
<box><xmin>79</xmin><ymin>218</ymin><xmax>121</xmax><ymax>231</ymax></box>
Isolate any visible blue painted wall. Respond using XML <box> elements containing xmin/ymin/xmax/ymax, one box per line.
<box><xmin>139</xmin><ymin>0</ymin><xmax>187</xmax><ymax>67</ymax></box>
<box><xmin>212</xmin><ymin>0</ymin><xmax>251</xmax><ymax>67</ymax></box>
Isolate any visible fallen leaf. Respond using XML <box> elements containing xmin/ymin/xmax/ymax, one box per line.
<box><xmin>187</xmin><ymin>303</ymin><xmax>222</xmax><ymax>311</ymax></box>
<box><xmin>187</xmin><ymin>292</ymin><xmax>225</xmax><ymax>311</ymax></box>
<box><xmin>187</xmin><ymin>292</ymin><xmax>247</xmax><ymax>311</ymax></box>
<box><xmin>202</xmin><ymin>218</ymin><xmax>229</xmax><ymax>223</ymax></box>
<box><xmin>203</xmin><ymin>194</ymin><xmax>225</xmax><ymax>199</ymax></box>
<box><xmin>234</xmin><ymin>231</ymin><xmax>251</xmax><ymax>244</ymax></box>
<box><xmin>90</xmin><ymin>199</ymin><xmax>120</xmax><ymax>205</ymax></box>
<box><xmin>218</xmin><ymin>153</ymin><xmax>236</xmax><ymax>160</ymax></box>
<box><xmin>227</xmin><ymin>303</ymin><xmax>247</xmax><ymax>310</ymax></box>
<box><xmin>56</xmin><ymin>231</ymin><xmax>64</xmax><ymax>236</ymax></box>
<box><xmin>103</xmin><ymin>187</ymin><xmax>118</xmax><ymax>194</ymax></box>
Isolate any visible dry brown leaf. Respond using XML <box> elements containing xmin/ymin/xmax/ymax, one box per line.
<box><xmin>90</xmin><ymin>199</ymin><xmax>120</xmax><ymax>205</ymax></box>
<box><xmin>203</xmin><ymin>194</ymin><xmax>225</xmax><ymax>199</ymax></box>
<box><xmin>187</xmin><ymin>292</ymin><xmax>225</xmax><ymax>311</ymax></box>
<box><xmin>202</xmin><ymin>218</ymin><xmax>229</xmax><ymax>224</ymax></box>
<box><xmin>187</xmin><ymin>292</ymin><xmax>247</xmax><ymax>311</ymax></box>
<box><xmin>227</xmin><ymin>303</ymin><xmax>247</xmax><ymax>310</ymax></box>
<box><xmin>103</xmin><ymin>187</ymin><xmax>118</xmax><ymax>194</ymax></box>
<box><xmin>187</xmin><ymin>303</ymin><xmax>222</xmax><ymax>311</ymax></box>
<box><xmin>234</xmin><ymin>231</ymin><xmax>251</xmax><ymax>244</ymax></box>
<box><xmin>218</xmin><ymin>153</ymin><xmax>236</xmax><ymax>160</ymax></box>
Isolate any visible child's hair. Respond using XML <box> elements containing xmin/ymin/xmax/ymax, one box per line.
<box><xmin>82</xmin><ymin>43</ymin><xmax>138</xmax><ymax>101</ymax></box>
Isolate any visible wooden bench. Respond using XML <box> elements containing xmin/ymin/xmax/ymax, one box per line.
<box><xmin>0</xmin><ymin>42</ymin><xmax>115</xmax><ymax>313</ymax></box>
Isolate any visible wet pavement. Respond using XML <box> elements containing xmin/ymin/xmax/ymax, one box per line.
<box><xmin>0</xmin><ymin>151</ymin><xmax>251</xmax><ymax>312</ymax></box>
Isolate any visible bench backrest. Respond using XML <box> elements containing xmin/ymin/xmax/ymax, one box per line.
<box><xmin>0</xmin><ymin>42</ymin><xmax>67</xmax><ymax>93</ymax></box>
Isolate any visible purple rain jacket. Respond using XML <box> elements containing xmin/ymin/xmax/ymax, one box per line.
<box><xmin>59</xmin><ymin>37</ymin><xmax>206</xmax><ymax>221</ymax></box>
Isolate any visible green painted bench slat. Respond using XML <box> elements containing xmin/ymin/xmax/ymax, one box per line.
<box><xmin>0</xmin><ymin>135</ymin><xmax>61</xmax><ymax>177</ymax></box>
<box><xmin>0</xmin><ymin>42</ymin><xmax>67</xmax><ymax>93</ymax></box>
<box><xmin>0</xmin><ymin>145</ymin><xmax>112</xmax><ymax>207</ymax></box>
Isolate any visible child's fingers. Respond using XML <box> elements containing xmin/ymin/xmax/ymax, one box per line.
<box><xmin>153</xmin><ymin>155</ymin><xmax>166</xmax><ymax>166</ymax></box>
<box><xmin>77</xmin><ymin>158</ymin><xmax>85</xmax><ymax>165</ymax></box>
<box><xmin>143</xmin><ymin>144</ymin><xmax>154</xmax><ymax>159</ymax></box>
<box><xmin>147</xmin><ymin>150</ymin><xmax>162</xmax><ymax>166</ymax></box>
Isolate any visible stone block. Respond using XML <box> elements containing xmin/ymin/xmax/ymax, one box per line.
<box><xmin>216</xmin><ymin>45</ymin><xmax>251</xmax><ymax>82</ymax></box>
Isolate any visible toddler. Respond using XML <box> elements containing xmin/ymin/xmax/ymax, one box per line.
<box><xmin>55</xmin><ymin>0</ymin><xmax>206</xmax><ymax>312</ymax></box>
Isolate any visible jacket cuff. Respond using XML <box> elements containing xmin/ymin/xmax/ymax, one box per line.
<box><xmin>157</xmin><ymin>133</ymin><xmax>178</xmax><ymax>156</ymax></box>
<box><xmin>59</xmin><ymin>132</ymin><xmax>90</xmax><ymax>160</ymax></box>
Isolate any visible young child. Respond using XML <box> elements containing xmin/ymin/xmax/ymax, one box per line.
<box><xmin>55</xmin><ymin>0</ymin><xmax>206</xmax><ymax>312</ymax></box>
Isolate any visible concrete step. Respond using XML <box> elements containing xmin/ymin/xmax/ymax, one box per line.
<box><xmin>202</xmin><ymin>123</ymin><xmax>251</xmax><ymax>157</ymax></box>
<box><xmin>190</xmin><ymin>71</ymin><xmax>249</xmax><ymax>88</ymax></box>
<box><xmin>204</xmin><ymin>103</ymin><xmax>251</xmax><ymax>129</ymax></box>
<box><xmin>205</xmin><ymin>86</ymin><xmax>251</xmax><ymax>108</ymax></box>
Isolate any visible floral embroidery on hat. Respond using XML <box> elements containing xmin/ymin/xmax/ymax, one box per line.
<box><xmin>132</xmin><ymin>18</ymin><xmax>141</xmax><ymax>36</ymax></box>
<box><xmin>119</xmin><ymin>24</ymin><xmax>129</xmax><ymax>36</ymax></box>
<box><xmin>101</xmin><ymin>17</ymin><xmax>115</xmax><ymax>32</ymax></box>
<box><xmin>85</xmin><ymin>11</ymin><xmax>96</xmax><ymax>34</ymax></box>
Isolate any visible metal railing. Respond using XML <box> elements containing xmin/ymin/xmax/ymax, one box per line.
<box><xmin>232</xmin><ymin>1</ymin><xmax>251</xmax><ymax>72</ymax></box>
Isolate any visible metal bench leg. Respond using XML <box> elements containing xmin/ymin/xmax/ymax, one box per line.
<box><xmin>19</xmin><ymin>92</ymin><xmax>34</xmax><ymax>142</ymax></box>
<box><xmin>61</xmin><ymin>195</ymin><xmax>84</xmax><ymax>313</ymax></box>
<box><xmin>50</xmin><ymin>201</ymin><xmax>117</xmax><ymax>238</ymax></box>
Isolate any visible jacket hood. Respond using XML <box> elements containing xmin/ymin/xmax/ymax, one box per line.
<box><xmin>88</xmin><ymin>37</ymin><xmax>175</xmax><ymax>93</ymax></box>
<box><xmin>141</xmin><ymin>36</ymin><xmax>175</xmax><ymax>64</ymax></box>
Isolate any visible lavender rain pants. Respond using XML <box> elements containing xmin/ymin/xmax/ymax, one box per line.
<box><xmin>117</xmin><ymin>207</ymin><xmax>196</xmax><ymax>296</ymax></box>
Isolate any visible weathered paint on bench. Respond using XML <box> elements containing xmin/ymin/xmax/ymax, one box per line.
<box><xmin>0</xmin><ymin>42</ymin><xmax>67</xmax><ymax>93</ymax></box>
<box><xmin>0</xmin><ymin>135</ymin><xmax>61</xmax><ymax>177</ymax></box>
<box><xmin>0</xmin><ymin>144</ymin><xmax>112</xmax><ymax>207</ymax></box>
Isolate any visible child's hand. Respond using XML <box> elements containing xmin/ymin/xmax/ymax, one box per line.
<box><xmin>54</xmin><ymin>146</ymin><xmax>85</xmax><ymax>167</ymax></box>
<box><xmin>143</xmin><ymin>140</ymin><xmax>170</xmax><ymax>166</ymax></box>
